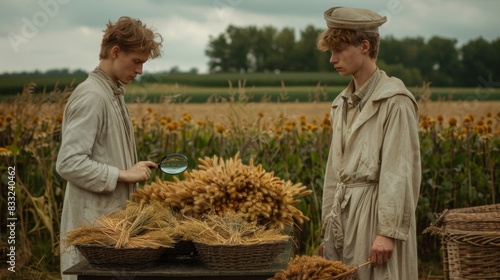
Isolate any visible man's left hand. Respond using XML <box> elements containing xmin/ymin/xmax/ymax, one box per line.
<box><xmin>370</xmin><ymin>235</ymin><xmax>394</xmax><ymax>267</ymax></box>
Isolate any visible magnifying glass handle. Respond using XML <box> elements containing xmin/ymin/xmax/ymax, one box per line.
<box><xmin>149</xmin><ymin>163</ymin><xmax>160</xmax><ymax>170</ymax></box>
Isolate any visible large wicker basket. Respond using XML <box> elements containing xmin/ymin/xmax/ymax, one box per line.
<box><xmin>439</xmin><ymin>204</ymin><xmax>500</xmax><ymax>231</ymax></box>
<box><xmin>75</xmin><ymin>244</ymin><xmax>168</xmax><ymax>269</ymax></box>
<box><xmin>424</xmin><ymin>204</ymin><xmax>500</xmax><ymax>280</ymax></box>
<box><xmin>160</xmin><ymin>240</ymin><xmax>198</xmax><ymax>262</ymax></box>
<box><xmin>194</xmin><ymin>240</ymin><xmax>289</xmax><ymax>270</ymax></box>
<box><xmin>443</xmin><ymin>229</ymin><xmax>500</xmax><ymax>279</ymax></box>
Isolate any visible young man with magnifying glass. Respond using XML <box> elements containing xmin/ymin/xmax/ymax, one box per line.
<box><xmin>56</xmin><ymin>16</ymin><xmax>163</xmax><ymax>280</ymax></box>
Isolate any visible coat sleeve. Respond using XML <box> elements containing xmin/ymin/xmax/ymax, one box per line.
<box><xmin>56</xmin><ymin>90</ymin><xmax>120</xmax><ymax>193</ymax></box>
<box><xmin>377</xmin><ymin>95</ymin><xmax>421</xmax><ymax>241</ymax></box>
<box><xmin>321</xmin><ymin>100</ymin><xmax>343</xmax><ymax>226</ymax></box>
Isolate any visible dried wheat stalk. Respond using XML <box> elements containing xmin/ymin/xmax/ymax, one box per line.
<box><xmin>179</xmin><ymin>211</ymin><xmax>289</xmax><ymax>245</ymax></box>
<box><xmin>133</xmin><ymin>153</ymin><xmax>312</xmax><ymax>230</ymax></box>
<box><xmin>271</xmin><ymin>255</ymin><xmax>354</xmax><ymax>280</ymax></box>
<box><xmin>64</xmin><ymin>202</ymin><xmax>177</xmax><ymax>249</ymax></box>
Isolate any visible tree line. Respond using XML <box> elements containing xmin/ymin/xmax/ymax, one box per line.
<box><xmin>205</xmin><ymin>25</ymin><xmax>500</xmax><ymax>87</ymax></box>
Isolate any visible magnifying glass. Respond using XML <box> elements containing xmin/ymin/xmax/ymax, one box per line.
<box><xmin>151</xmin><ymin>153</ymin><xmax>189</xmax><ymax>174</ymax></box>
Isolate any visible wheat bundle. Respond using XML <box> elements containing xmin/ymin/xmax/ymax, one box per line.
<box><xmin>271</xmin><ymin>255</ymin><xmax>354</xmax><ymax>280</ymax></box>
<box><xmin>133</xmin><ymin>153</ymin><xmax>312</xmax><ymax>230</ymax></box>
<box><xmin>64</xmin><ymin>201</ymin><xmax>178</xmax><ymax>249</ymax></box>
<box><xmin>179</xmin><ymin>211</ymin><xmax>289</xmax><ymax>245</ymax></box>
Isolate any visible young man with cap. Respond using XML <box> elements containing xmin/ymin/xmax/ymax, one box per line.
<box><xmin>317</xmin><ymin>7</ymin><xmax>421</xmax><ymax>279</ymax></box>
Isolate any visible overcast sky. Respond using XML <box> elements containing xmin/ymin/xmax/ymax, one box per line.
<box><xmin>0</xmin><ymin>0</ymin><xmax>499</xmax><ymax>74</ymax></box>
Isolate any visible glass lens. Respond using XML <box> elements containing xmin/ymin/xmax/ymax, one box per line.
<box><xmin>159</xmin><ymin>154</ymin><xmax>188</xmax><ymax>174</ymax></box>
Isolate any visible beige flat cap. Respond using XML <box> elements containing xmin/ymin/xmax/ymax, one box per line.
<box><xmin>323</xmin><ymin>7</ymin><xmax>387</xmax><ymax>33</ymax></box>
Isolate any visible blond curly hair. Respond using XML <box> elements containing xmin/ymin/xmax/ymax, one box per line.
<box><xmin>317</xmin><ymin>28</ymin><xmax>380</xmax><ymax>59</ymax></box>
<box><xmin>99</xmin><ymin>16</ymin><xmax>163</xmax><ymax>60</ymax></box>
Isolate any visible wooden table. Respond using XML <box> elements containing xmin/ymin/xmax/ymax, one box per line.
<box><xmin>64</xmin><ymin>247</ymin><xmax>290</xmax><ymax>280</ymax></box>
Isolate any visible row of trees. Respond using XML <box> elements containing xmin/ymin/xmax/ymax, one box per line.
<box><xmin>205</xmin><ymin>25</ymin><xmax>500</xmax><ymax>87</ymax></box>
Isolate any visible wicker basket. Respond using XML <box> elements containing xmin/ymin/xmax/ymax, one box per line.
<box><xmin>160</xmin><ymin>240</ymin><xmax>198</xmax><ymax>262</ymax></box>
<box><xmin>440</xmin><ymin>204</ymin><xmax>500</xmax><ymax>231</ymax></box>
<box><xmin>194</xmin><ymin>240</ymin><xmax>289</xmax><ymax>270</ymax></box>
<box><xmin>443</xmin><ymin>229</ymin><xmax>500</xmax><ymax>279</ymax></box>
<box><xmin>424</xmin><ymin>204</ymin><xmax>500</xmax><ymax>280</ymax></box>
<box><xmin>75</xmin><ymin>244</ymin><xmax>168</xmax><ymax>269</ymax></box>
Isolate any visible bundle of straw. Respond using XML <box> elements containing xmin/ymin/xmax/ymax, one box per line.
<box><xmin>271</xmin><ymin>255</ymin><xmax>355</xmax><ymax>280</ymax></box>
<box><xmin>133</xmin><ymin>153</ymin><xmax>312</xmax><ymax>230</ymax></box>
<box><xmin>179</xmin><ymin>211</ymin><xmax>289</xmax><ymax>245</ymax></box>
<box><xmin>64</xmin><ymin>201</ymin><xmax>178</xmax><ymax>249</ymax></box>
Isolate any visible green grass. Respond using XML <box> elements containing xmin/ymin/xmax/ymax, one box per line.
<box><xmin>123</xmin><ymin>83</ymin><xmax>336</xmax><ymax>103</ymax></box>
<box><xmin>123</xmin><ymin>83</ymin><xmax>500</xmax><ymax>103</ymax></box>
<box><xmin>0</xmin><ymin>74</ymin><xmax>86</xmax><ymax>95</ymax></box>
<box><xmin>138</xmin><ymin>72</ymin><xmax>350</xmax><ymax>87</ymax></box>
<box><xmin>1</xmin><ymin>72</ymin><xmax>498</xmax><ymax>103</ymax></box>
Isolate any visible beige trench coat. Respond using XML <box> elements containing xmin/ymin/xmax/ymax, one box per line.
<box><xmin>322</xmin><ymin>71</ymin><xmax>421</xmax><ymax>280</ymax></box>
<box><xmin>56</xmin><ymin>74</ymin><xmax>137</xmax><ymax>280</ymax></box>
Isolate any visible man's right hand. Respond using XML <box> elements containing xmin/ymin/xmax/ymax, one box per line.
<box><xmin>118</xmin><ymin>161</ymin><xmax>157</xmax><ymax>183</ymax></box>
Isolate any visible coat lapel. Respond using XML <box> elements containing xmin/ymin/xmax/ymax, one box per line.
<box><xmin>347</xmin><ymin>71</ymin><xmax>417</xmax><ymax>137</ymax></box>
<box><xmin>330</xmin><ymin>71</ymin><xmax>418</xmax><ymax>154</ymax></box>
<box><xmin>350</xmin><ymin>98</ymin><xmax>380</xmax><ymax>134</ymax></box>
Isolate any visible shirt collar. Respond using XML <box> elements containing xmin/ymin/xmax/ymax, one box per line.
<box><xmin>341</xmin><ymin>69</ymin><xmax>380</xmax><ymax>108</ymax></box>
<box><xmin>91</xmin><ymin>67</ymin><xmax>125</xmax><ymax>96</ymax></box>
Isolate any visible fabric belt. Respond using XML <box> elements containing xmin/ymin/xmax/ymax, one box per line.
<box><xmin>324</xmin><ymin>181</ymin><xmax>377</xmax><ymax>257</ymax></box>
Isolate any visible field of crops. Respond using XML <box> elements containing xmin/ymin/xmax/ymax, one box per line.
<box><xmin>0</xmin><ymin>83</ymin><xmax>499</xmax><ymax>279</ymax></box>
<box><xmin>1</xmin><ymin>71</ymin><xmax>498</xmax><ymax>103</ymax></box>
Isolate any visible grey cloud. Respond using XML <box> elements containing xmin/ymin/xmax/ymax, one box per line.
<box><xmin>0</xmin><ymin>0</ymin><xmax>498</xmax><ymax>73</ymax></box>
